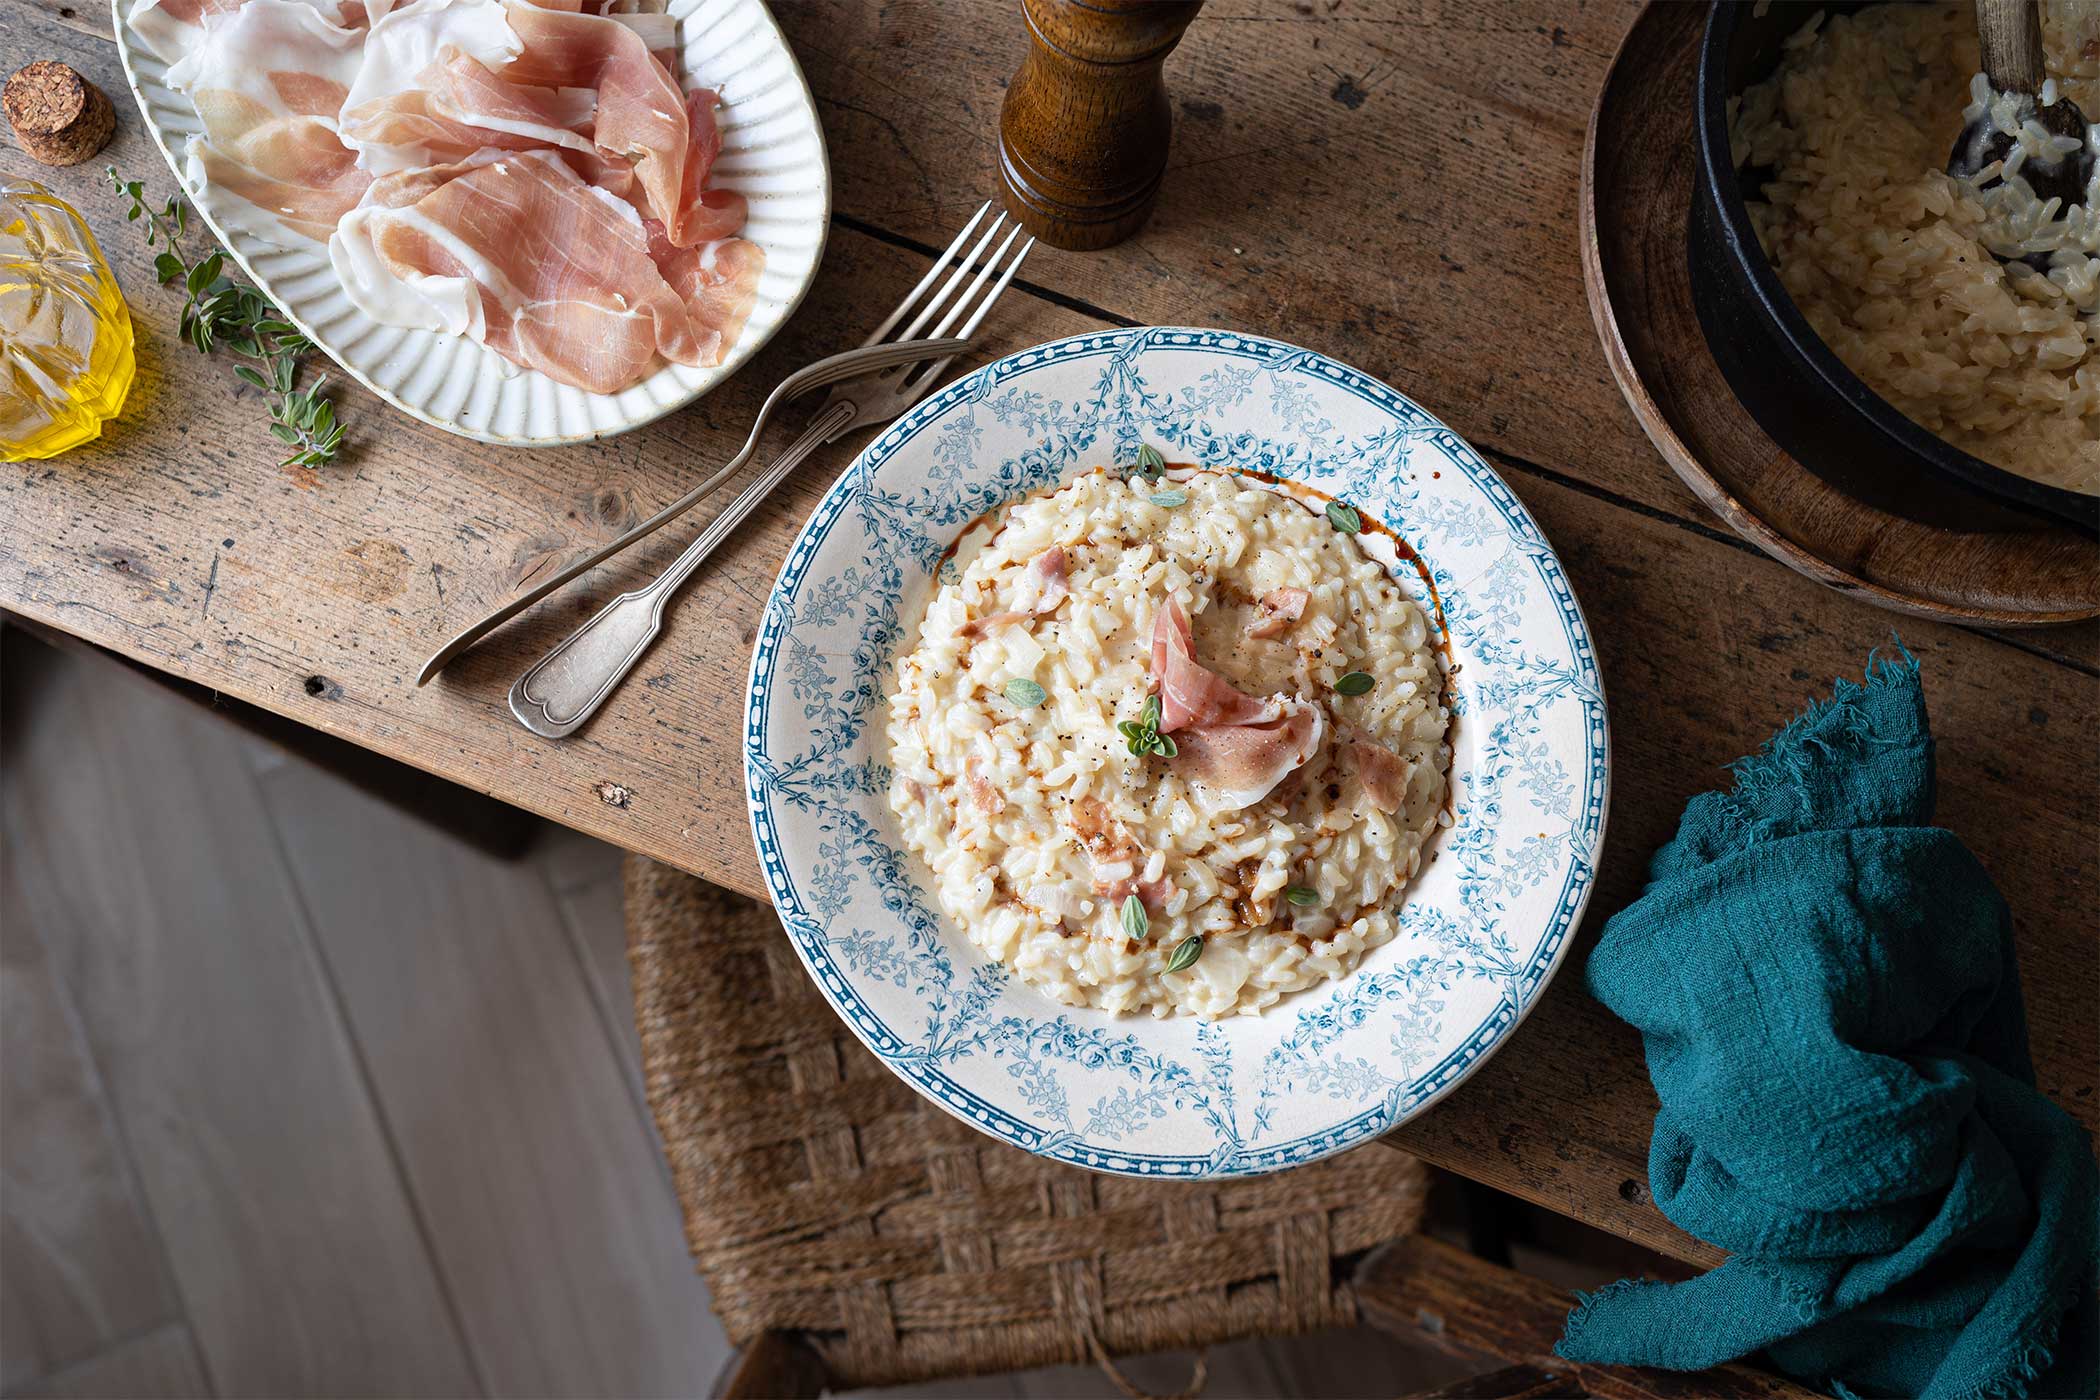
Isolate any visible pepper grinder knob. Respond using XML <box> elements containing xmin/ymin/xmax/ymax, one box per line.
<box><xmin>997</xmin><ymin>0</ymin><xmax>1204</xmax><ymax>252</ymax></box>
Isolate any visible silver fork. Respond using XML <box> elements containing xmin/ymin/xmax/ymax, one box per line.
<box><xmin>507</xmin><ymin>204</ymin><xmax>1036</xmax><ymax>739</ymax></box>
<box><xmin>415</xmin><ymin>333</ymin><xmax>969</xmax><ymax>685</ymax></box>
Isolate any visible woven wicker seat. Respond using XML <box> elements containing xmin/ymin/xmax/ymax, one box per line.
<box><xmin>625</xmin><ymin>857</ymin><xmax>1824</xmax><ymax>1400</ymax></box>
<box><xmin>626</xmin><ymin>856</ymin><xmax>1432</xmax><ymax>1394</ymax></box>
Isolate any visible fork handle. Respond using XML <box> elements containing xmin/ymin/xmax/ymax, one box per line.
<box><xmin>508</xmin><ymin>403</ymin><xmax>853</xmax><ymax>738</ymax></box>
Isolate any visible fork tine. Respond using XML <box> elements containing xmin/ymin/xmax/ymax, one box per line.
<box><xmin>907</xmin><ymin>233</ymin><xmax>1035</xmax><ymax>390</ymax></box>
<box><xmin>958</xmin><ymin>236</ymin><xmax>1035</xmax><ymax>337</ymax></box>
<box><xmin>925</xmin><ymin>225</ymin><xmax>1024</xmax><ymax>341</ymax></box>
<box><xmin>893</xmin><ymin>212</ymin><xmax>1008</xmax><ymax>345</ymax></box>
<box><xmin>860</xmin><ymin>202</ymin><xmax>992</xmax><ymax>348</ymax></box>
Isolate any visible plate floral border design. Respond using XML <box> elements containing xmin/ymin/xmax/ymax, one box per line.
<box><xmin>745</xmin><ymin>328</ymin><xmax>1608</xmax><ymax>1177</ymax></box>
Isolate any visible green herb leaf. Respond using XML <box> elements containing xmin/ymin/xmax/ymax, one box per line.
<box><xmin>1163</xmin><ymin>936</ymin><xmax>1204</xmax><ymax>973</ymax></box>
<box><xmin>1334</xmin><ymin>671</ymin><xmax>1375</xmax><ymax>697</ymax></box>
<box><xmin>111</xmin><ymin>168</ymin><xmax>350</xmax><ymax>471</ymax></box>
<box><xmin>1121</xmin><ymin>692</ymin><xmax>1176</xmax><ymax>759</ymax></box>
<box><xmin>1149</xmin><ymin>489</ymin><xmax>1187</xmax><ymax>508</ymax></box>
<box><xmin>185</xmin><ymin>252</ymin><xmax>222</xmax><ymax>297</ymax></box>
<box><xmin>1135</xmin><ymin>443</ymin><xmax>1166</xmax><ymax>481</ymax></box>
<box><xmin>1285</xmin><ymin>885</ymin><xmax>1321</xmax><ymax>907</ymax></box>
<box><xmin>1004</xmin><ymin>678</ymin><xmax>1047</xmax><ymax>709</ymax></box>
<box><xmin>1326</xmin><ymin>500</ymin><xmax>1362</xmax><ymax>534</ymax></box>
<box><xmin>1121</xmin><ymin>895</ymin><xmax>1148</xmax><ymax>940</ymax></box>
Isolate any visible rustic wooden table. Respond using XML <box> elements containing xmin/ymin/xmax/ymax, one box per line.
<box><xmin>4</xmin><ymin>0</ymin><xmax>2093</xmax><ymax>1273</ymax></box>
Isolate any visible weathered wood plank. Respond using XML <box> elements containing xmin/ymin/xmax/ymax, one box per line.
<box><xmin>0</xmin><ymin>806</ymin><xmax>181</xmax><ymax>1391</ymax></box>
<box><xmin>0</xmin><ymin>641</ymin><xmax>481</xmax><ymax>1397</ymax></box>
<box><xmin>547</xmin><ymin>863</ymin><xmax>650</xmax><ymax>1111</ymax></box>
<box><xmin>779</xmin><ymin>0</ymin><xmax>1712</xmax><ymax>525</ymax></box>
<box><xmin>14</xmin><ymin>1323</ymin><xmax>211</xmax><ymax>1400</ymax></box>
<box><xmin>255</xmin><ymin>755</ymin><xmax>730</xmax><ymax>1399</ymax></box>
<box><xmin>1355</xmin><ymin>1235</ymin><xmax>1817</xmax><ymax>1399</ymax></box>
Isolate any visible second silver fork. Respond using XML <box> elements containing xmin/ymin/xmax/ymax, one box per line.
<box><xmin>509</xmin><ymin>204</ymin><xmax>1036</xmax><ymax>739</ymax></box>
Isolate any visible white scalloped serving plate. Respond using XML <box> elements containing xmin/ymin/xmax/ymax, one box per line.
<box><xmin>114</xmin><ymin>0</ymin><xmax>829</xmax><ymax>446</ymax></box>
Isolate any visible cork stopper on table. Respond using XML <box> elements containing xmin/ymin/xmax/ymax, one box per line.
<box><xmin>5</xmin><ymin>61</ymin><xmax>116</xmax><ymax>166</ymax></box>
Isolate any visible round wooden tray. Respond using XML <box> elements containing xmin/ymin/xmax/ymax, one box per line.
<box><xmin>1581</xmin><ymin>2</ymin><xmax>2100</xmax><ymax>627</ymax></box>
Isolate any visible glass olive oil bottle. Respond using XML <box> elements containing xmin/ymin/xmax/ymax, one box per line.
<box><xmin>2</xmin><ymin>179</ymin><xmax>135</xmax><ymax>460</ymax></box>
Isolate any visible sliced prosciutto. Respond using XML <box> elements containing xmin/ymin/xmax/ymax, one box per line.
<box><xmin>1347</xmin><ymin>729</ymin><xmax>1409</xmax><ymax>813</ymax></box>
<box><xmin>339</xmin><ymin>53</ymin><xmax>607</xmax><ymax>176</ymax></box>
<box><xmin>128</xmin><ymin>0</ymin><xmax>373</xmax><ymax>64</ymax></box>
<box><xmin>1069</xmin><ymin>797</ymin><xmax>1172</xmax><ymax>915</ymax></box>
<box><xmin>497</xmin><ymin>0</ymin><xmax>705</xmax><ymax>244</ymax></box>
<box><xmin>336</xmin><ymin>0</ymin><xmax>529</xmax><ymax>172</ymax></box>
<box><xmin>132</xmin><ymin>0</ymin><xmax>765</xmax><ymax>394</ymax></box>
<box><xmin>1151</xmin><ymin>597</ymin><xmax>1274</xmax><ymax>732</ymax></box>
<box><xmin>1246</xmin><ymin>586</ymin><xmax>1308</xmax><ymax>640</ymax></box>
<box><xmin>1148</xmin><ymin>597</ymin><xmax>1326</xmax><ymax>810</ymax></box>
<box><xmin>959</xmin><ymin>547</ymin><xmax>1069</xmax><ymax>640</ymax></box>
<box><xmin>163</xmin><ymin>0</ymin><xmax>373</xmax><ymax>246</ymax></box>
<box><xmin>330</xmin><ymin>150</ymin><xmax>721</xmax><ymax>392</ymax></box>
<box><xmin>646</xmin><ymin>220</ymin><xmax>764</xmax><ymax>365</ymax></box>
<box><xmin>1172</xmin><ymin>704</ymin><xmax>1325</xmax><ymax>812</ymax></box>
<box><xmin>665</xmin><ymin>88</ymin><xmax>745</xmax><ymax>242</ymax></box>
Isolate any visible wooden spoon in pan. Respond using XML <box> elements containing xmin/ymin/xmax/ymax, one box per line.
<box><xmin>1948</xmin><ymin>0</ymin><xmax>2092</xmax><ymax>232</ymax></box>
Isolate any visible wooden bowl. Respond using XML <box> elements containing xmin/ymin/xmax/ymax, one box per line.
<box><xmin>1583</xmin><ymin>2</ymin><xmax>2100</xmax><ymax>627</ymax></box>
<box><xmin>1691</xmin><ymin>2</ymin><xmax>2096</xmax><ymax>531</ymax></box>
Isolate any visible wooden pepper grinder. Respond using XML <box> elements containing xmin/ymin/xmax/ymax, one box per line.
<box><xmin>997</xmin><ymin>0</ymin><xmax>1203</xmax><ymax>251</ymax></box>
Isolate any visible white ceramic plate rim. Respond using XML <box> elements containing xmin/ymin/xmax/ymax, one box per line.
<box><xmin>112</xmin><ymin>0</ymin><xmax>830</xmax><ymax>446</ymax></box>
<box><xmin>745</xmin><ymin>326</ymin><xmax>1611</xmax><ymax>1177</ymax></box>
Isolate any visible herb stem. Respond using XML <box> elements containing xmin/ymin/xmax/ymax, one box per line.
<box><xmin>107</xmin><ymin>167</ymin><xmax>346</xmax><ymax>469</ymax></box>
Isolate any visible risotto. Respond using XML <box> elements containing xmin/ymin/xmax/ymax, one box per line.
<box><xmin>884</xmin><ymin>467</ymin><xmax>1452</xmax><ymax>1019</ymax></box>
<box><xmin>1730</xmin><ymin>1</ymin><xmax>2100</xmax><ymax>492</ymax></box>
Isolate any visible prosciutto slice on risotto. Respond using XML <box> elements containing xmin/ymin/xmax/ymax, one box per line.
<box><xmin>1150</xmin><ymin>597</ymin><xmax>1326</xmax><ymax>811</ymax></box>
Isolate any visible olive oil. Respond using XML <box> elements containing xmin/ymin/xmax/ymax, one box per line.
<box><xmin>1</xmin><ymin>179</ymin><xmax>135</xmax><ymax>461</ymax></box>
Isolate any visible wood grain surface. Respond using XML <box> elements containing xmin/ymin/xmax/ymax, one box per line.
<box><xmin>1355</xmin><ymin>1236</ymin><xmax>1819</xmax><ymax>1399</ymax></box>
<box><xmin>1582</xmin><ymin>2</ymin><xmax>2100</xmax><ymax>626</ymax></box>
<box><xmin>3</xmin><ymin>0</ymin><xmax>2094</xmax><ymax>1273</ymax></box>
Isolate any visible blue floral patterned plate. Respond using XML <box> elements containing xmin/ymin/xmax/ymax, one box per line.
<box><xmin>745</xmin><ymin>327</ymin><xmax>1608</xmax><ymax>1177</ymax></box>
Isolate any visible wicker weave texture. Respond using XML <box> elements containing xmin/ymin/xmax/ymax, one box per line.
<box><xmin>625</xmin><ymin>857</ymin><xmax>1431</xmax><ymax>1390</ymax></box>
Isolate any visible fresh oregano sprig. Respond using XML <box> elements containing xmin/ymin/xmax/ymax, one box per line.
<box><xmin>107</xmin><ymin>168</ymin><xmax>346</xmax><ymax>469</ymax></box>
<box><xmin>1117</xmin><ymin>692</ymin><xmax>1176</xmax><ymax>758</ymax></box>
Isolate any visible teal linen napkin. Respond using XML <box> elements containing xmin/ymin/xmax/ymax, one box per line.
<box><xmin>1555</xmin><ymin>652</ymin><xmax>2098</xmax><ymax>1400</ymax></box>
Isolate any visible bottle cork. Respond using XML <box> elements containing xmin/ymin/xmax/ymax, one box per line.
<box><xmin>5</xmin><ymin>61</ymin><xmax>116</xmax><ymax>166</ymax></box>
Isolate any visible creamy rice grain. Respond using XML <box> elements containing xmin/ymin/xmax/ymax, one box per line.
<box><xmin>884</xmin><ymin>468</ymin><xmax>1453</xmax><ymax>1019</ymax></box>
